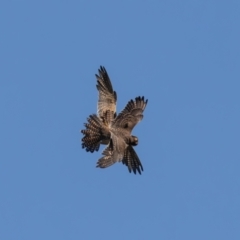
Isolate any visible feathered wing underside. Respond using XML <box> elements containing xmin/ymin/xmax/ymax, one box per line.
<box><xmin>96</xmin><ymin>133</ymin><xmax>126</xmax><ymax>169</ymax></box>
<box><xmin>97</xmin><ymin>142</ymin><xmax>143</xmax><ymax>175</ymax></box>
<box><xmin>96</xmin><ymin>140</ymin><xmax>115</xmax><ymax>168</ymax></box>
<box><xmin>112</xmin><ymin>96</ymin><xmax>148</xmax><ymax>134</ymax></box>
<box><xmin>122</xmin><ymin>145</ymin><xmax>143</xmax><ymax>174</ymax></box>
<box><xmin>102</xmin><ymin>110</ymin><xmax>115</xmax><ymax>126</ymax></box>
<box><xmin>96</xmin><ymin>66</ymin><xmax>117</xmax><ymax>119</ymax></box>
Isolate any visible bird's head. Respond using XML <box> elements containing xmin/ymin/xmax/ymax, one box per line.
<box><xmin>129</xmin><ymin>135</ymin><xmax>138</xmax><ymax>146</ymax></box>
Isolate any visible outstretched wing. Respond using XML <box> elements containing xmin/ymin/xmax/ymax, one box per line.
<box><xmin>96</xmin><ymin>133</ymin><xmax>126</xmax><ymax>169</ymax></box>
<box><xmin>97</xmin><ymin>142</ymin><xmax>144</xmax><ymax>175</ymax></box>
<box><xmin>112</xmin><ymin>96</ymin><xmax>148</xmax><ymax>134</ymax></box>
<box><xmin>122</xmin><ymin>145</ymin><xmax>143</xmax><ymax>174</ymax></box>
<box><xmin>96</xmin><ymin>140</ymin><xmax>115</xmax><ymax>168</ymax></box>
<box><xmin>96</xmin><ymin>66</ymin><xmax>117</xmax><ymax>119</ymax></box>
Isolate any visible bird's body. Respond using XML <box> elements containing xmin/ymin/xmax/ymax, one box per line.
<box><xmin>81</xmin><ymin>66</ymin><xmax>148</xmax><ymax>174</ymax></box>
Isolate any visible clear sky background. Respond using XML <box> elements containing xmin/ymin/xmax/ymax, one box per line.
<box><xmin>0</xmin><ymin>1</ymin><xmax>239</xmax><ymax>239</ymax></box>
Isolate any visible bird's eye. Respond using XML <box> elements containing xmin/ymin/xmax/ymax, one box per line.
<box><xmin>124</xmin><ymin>123</ymin><xmax>128</xmax><ymax>128</ymax></box>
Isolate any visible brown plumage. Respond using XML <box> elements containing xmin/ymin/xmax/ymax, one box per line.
<box><xmin>95</xmin><ymin>66</ymin><xmax>117</xmax><ymax>119</ymax></box>
<box><xmin>81</xmin><ymin>114</ymin><xmax>109</xmax><ymax>152</ymax></box>
<box><xmin>81</xmin><ymin>66</ymin><xmax>148</xmax><ymax>174</ymax></box>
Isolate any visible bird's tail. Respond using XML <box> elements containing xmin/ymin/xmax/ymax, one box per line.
<box><xmin>81</xmin><ymin>114</ymin><xmax>110</xmax><ymax>152</ymax></box>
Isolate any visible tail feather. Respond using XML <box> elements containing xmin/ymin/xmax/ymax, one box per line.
<box><xmin>81</xmin><ymin>114</ymin><xmax>109</xmax><ymax>153</ymax></box>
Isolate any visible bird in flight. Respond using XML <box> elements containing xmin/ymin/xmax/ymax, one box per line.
<box><xmin>81</xmin><ymin>66</ymin><xmax>148</xmax><ymax>174</ymax></box>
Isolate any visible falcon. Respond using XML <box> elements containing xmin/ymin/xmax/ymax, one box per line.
<box><xmin>81</xmin><ymin>66</ymin><xmax>148</xmax><ymax>174</ymax></box>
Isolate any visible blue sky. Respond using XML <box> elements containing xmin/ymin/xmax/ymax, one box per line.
<box><xmin>1</xmin><ymin>1</ymin><xmax>240</xmax><ymax>239</ymax></box>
